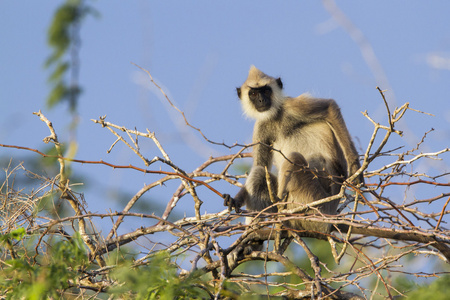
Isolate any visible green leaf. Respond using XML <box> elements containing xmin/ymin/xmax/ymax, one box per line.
<box><xmin>47</xmin><ymin>1</ymin><xmax>79</xmax><ymax>51</ymax></box>
<box><xmin>48</xmin><ymin>62</ymin><xmax>69</xmax><ymax>83</ymax></box>
<box><xmin>47</xmin><ymin>81</ymin><xmax>67</xmax><ymax>108</ymax></box>
<box><xmin>110</xmin><ymin>252</ymin><xmax>210</xmax><ymax>299</ymax></box>
<box><xmin>0</xmin><ymin>227</ymin><xmax>25</xmax><ymax>243</ymax></box>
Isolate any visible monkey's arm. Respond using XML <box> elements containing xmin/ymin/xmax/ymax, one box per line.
<box><xmin>224</xmin><ymin>124</ymin><xmax>275</xmax><ymax>212</ymax></box>
<box><xmin>223</xmin><ymin>188</ymin><xmax>248</xmax><ymax>213</ymax></box>
<box><xmin>223</xmin><ymin>146</ymin><xmax>270</xmax><ymax>213</ymax></box>
<box><xmin>287</xmin><ymin>96</ymin><xmax>364</xmax><ymax>184</ymax></box>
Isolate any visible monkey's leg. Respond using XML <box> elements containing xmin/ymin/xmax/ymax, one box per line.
<box><xmin>278</xmin><ymin>152</ymin><xmax>333</xmax><ymax>233</ymax></box>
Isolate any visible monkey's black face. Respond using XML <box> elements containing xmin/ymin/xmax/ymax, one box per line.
<box><xmin>248</xmin><ymin>86</ymin><xmax>272</xmax><ymax>112</ymax></box>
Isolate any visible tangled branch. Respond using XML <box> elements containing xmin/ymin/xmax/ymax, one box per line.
<box><xmin>1</xmin><ymin>82</ymin><xmax>449</xmax><ymax>299</ymax></box>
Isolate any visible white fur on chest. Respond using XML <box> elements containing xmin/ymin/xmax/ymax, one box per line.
<box><xmin>272</xmin><ymin>122</ymin><xmax>335</xmax><ymax>171</ymax></box>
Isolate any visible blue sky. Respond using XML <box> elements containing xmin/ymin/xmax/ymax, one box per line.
<box><xmin>1</xmin><ymin>1</ymin><xmax>449</xmax><ymax>231</ymax></box>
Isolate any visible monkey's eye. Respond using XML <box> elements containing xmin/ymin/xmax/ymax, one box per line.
<box><xmin>249</xmin><ymin>90</ymin><xmax>257</xmax><ymax>97</ymax></box>
<box><xmin>264</xmin><ymin>89</ymin><xmax>272</xmax><ymax>96</ymax></box>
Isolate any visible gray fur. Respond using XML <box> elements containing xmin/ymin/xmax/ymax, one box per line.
<box><xmin>226</xmin><ymin>66</ymin><xmax>363</xmax><ymax>234</ymax></box>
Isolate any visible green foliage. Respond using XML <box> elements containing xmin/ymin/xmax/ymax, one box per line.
<box><xmin>110</xmin><ymin>252</ymin><xmax>210</xmax><ymax>299</ymax></box>
<box><xmin>46</xmin><ymin>3</ymin><xmax>77</xmax><ymax>65</ymax></box>
<box><xmin>46</xmin><ymin>81</ymin><xmax>68</xmax><ymax>109</ymax></box>
<box><xmin>399</xmin><ymin>276</ymin><xmax>450</xmax><ymax>299</ymax></box>
<box><xmin>0</xmin><ymin>227</ymin><xmax>25</xmax><ymax>243</ymax></box>
<box><xmin>0</xmin><ymin>232</ymin><xmax>88</xmax><ymax>299</ymax></box>
<box><xmin>45</xmin><ymin>0</ymin><xmax>96</xmax><ymax>112</ymax></box>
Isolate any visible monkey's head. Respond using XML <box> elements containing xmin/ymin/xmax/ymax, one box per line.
<box><xmin>237</xmin><ymin>66</ymin><xmax>284</xmax><ymax>121</ymax></box>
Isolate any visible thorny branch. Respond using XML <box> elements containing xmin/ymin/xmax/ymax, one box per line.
<box><xmin>1</xmin><ymin>84</ymin><xmax>449</xmax><ymax>299</ymax></box>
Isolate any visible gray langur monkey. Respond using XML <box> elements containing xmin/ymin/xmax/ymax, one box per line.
<box><xmin>224</xmin><ymin>66</ymin><xmax>364</xmax><ymax>233</ymax></box>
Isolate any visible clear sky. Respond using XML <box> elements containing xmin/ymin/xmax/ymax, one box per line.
<box><xmin>1</xmin><ymin>1</ymin><xmax>449</xmax><ymax>230</ymax></box>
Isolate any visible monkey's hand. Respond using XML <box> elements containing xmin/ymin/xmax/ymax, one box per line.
<box><xmin>223</xmin><ymin>194</ymin><xmax>242</xmax><ymax>213</ymax></box>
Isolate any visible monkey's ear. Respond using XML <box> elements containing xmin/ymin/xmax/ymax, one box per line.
<box><xmin>236</xmin><ymin>87</ymin><xmax>242</xmax><ymax>99</ymax></box>
<box><xmin>276</xmin><ymin>78</ymin><xmax>283</xmax><ymax>89</ymax></box>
